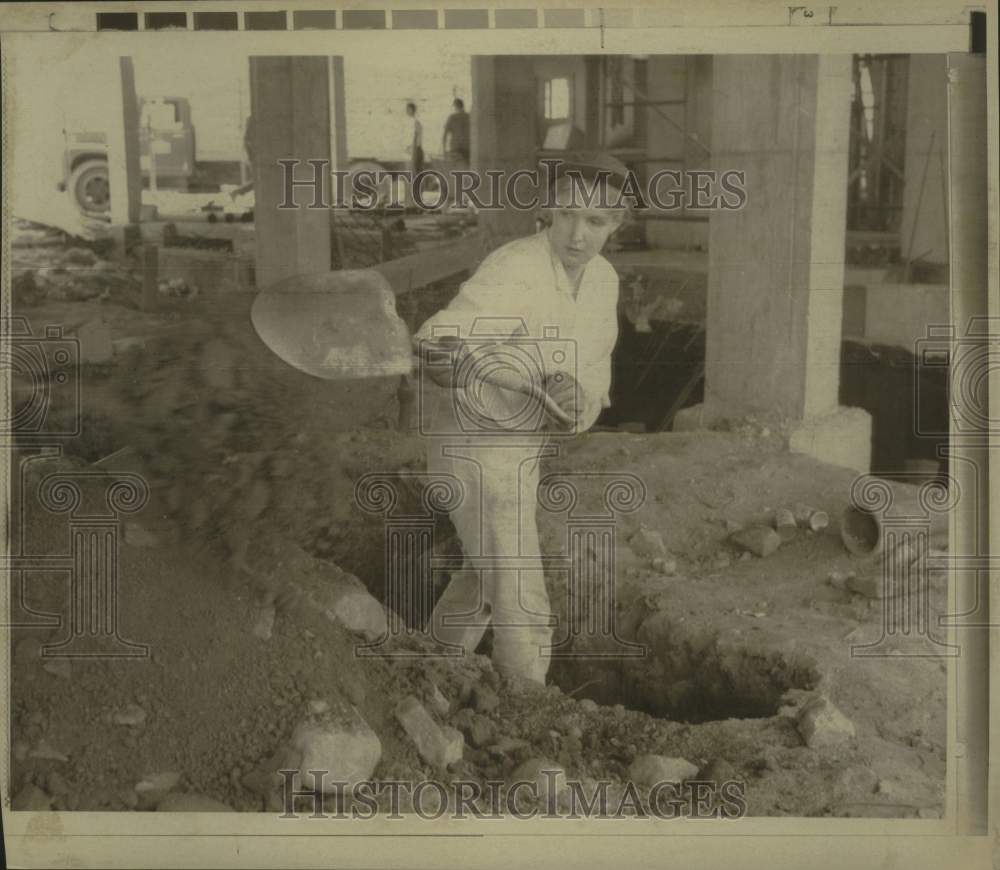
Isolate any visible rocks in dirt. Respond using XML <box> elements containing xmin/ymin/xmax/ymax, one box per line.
<box><xmin>651</xmin><ymin>555</ymin><xmax>678</xmax><ymax>576</ymax></box>
<box><xmin>117</xmin><ymin>788</ymin><xmax>140</xmax><ymax>810</ymax></box>
<box><xmin>29</xmin><ymin>740</ymin><xmax>68</xmax><ymax>762</ymax></box>
<box><xmin>321</xmin><ymin>581</ymin><xmax>387</xmax><ymax>641</ymax></box>
<box><xmin>834</xmin><ymin>766</ymin><xmax>878</xmax><ymax>797</ymax></box>
<box><xmin>796</xmin><ymin>696</ymin><xmax>856</xmax><ymax>748</ymax></box>
<box><xmin>711</xmin><ymin>551</ymin><xmax>731</xmax><ymax>570</ymax></box>
<box><xmin>241</xmin><ymin>536</ymin><xmax>387</xmax><ymax>642</ymax></box>
<box><xmin>451</xmin><ymin>709</ymin><xmax>496</xmax><ymax>749</ymax></box>
<box><xmin>134</xmin><ymin>771</ymin><xmax>181</xmax><ymax>809</ymax></box>
<box><xmin>793</xmin><ymin>503</ymin><xmax>829</xmax><ymax>532</ymax></box>
<box><xmin>578</xmin><ymin>698</ymin><xmax>598</xmax><ymax>713</ymax></box>
<box><xmin>13</xmin><ymin>784</ymin><xmax>53</xmax><ymax>811</ymax></box>
<box><xmin>697</xmin><ymin>758</ymin><xmax>736</xmax><ymax>784</ymax></box>
<box><xmin>290</xmin><ymin>700</ymin><xmax>382</xmax><ymax>791</ymax></box>
<box><xmin>730</xmin><ymin>525</ymin><xmax>782</xmax><ymax>558</ymax></box>
<box><xmin>773</xmin><ymin>508</ymin><xmax>798</xmax><ymax>542</ymax></box>
<box><xmin>426</xmin><ymin>684</ymin><xmax>450</xmax><ymax>717</ymax></box>
<box><xmin>827</xmin><ymin>570</ymin><xmax>854</xmax><ymax>591</ymax></box>
<box><xmin>628</xmin><ymin>754</ymin><xmax>699</xmax><ymax>786</ymax></box>
<box><xmin>509</xmin><ymin>758</ymin><xmax>569</xmax><ymax>807</ymax></box>
<box><xmin>242</xmin><ymin>744</ymin><xmax>303</xmax><ymax>798</ymax></box>
<box><xmin>471</xmin><ymin>686</ymin><xmax>500</xmax><ymax>714</ymax></box>
<box><xmin>252</xmin><ymin>604</ymin><xmax>276</xmax><ymax>641</ymax></box>
<box><xmin>846</xmin><ymin>572</ymin><xmax>902</xmax><ymax>600</ymax></box>
<box><xmin>629</xmin><ymin>526</ymin><xmax>668</xmax><ymax>560</ymax></box>
<box><xmin>158</xmin><ymin>793</ymin><xmax>235</xmax><ymax>812</ymax></box>
<box><xmin>395</xmin><ymin>696</ymin><xmax>464</xmax><ymax>769</ymax></box>
<box><xmin>113</xmin><ymin>704</ymin><xmax>147</xmax><ymax>727</ymax></box>
<box><xmin>487</xmin><ymin>736</ymin><xmax>529</xmax><ymax>759</ymax></box>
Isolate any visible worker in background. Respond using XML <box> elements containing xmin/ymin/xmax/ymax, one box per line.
<box><xmin>414</xmin><ymin>153</ymin><xmax>630</xmax><ymax>685</ymax></box>
<box><xmin>442</xmin><ymin>98</ymin><xmax>470</xmax><ymax>166</ymax></box>
<box><xmin>405</xmin><ymin>102</ymin><xmax>424</xmax><ymax>175</ymax></box>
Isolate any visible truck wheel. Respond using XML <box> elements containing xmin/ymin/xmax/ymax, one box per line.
<box><xmin>70</xmin><ymin>159</ymin><xmax>111</xmax><ymax>215</ymax></box>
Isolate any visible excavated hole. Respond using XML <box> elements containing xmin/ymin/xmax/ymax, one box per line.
<box><xmin>549</xmin><ymin>628</ymin><xmax>821</xmax><ymax>724</ymax></box>
<box><xmin>318</xmin><ymin>479</ymin><xmax>821</xmax><ymax>724</ymax></box>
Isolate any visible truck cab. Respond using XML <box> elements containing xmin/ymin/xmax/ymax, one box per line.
<box><xmin>59</xmin><ymin>97</ymin><xmax>196</xmax><ymax>216</ymax></box>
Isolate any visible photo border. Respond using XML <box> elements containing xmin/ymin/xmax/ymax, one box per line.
<box><xmin>0</xmin><ymin>1</ymin><xmax>996</xmax><ymax>868</ymax></box>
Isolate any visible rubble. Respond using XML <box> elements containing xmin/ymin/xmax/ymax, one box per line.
<box><xmin>471</xmin><ymin>686</ymin><xmax>500</xmax><ymax>714</ymax></box>
<box><xmin>29</xmin><ymin>739</ymin><xmax>69</xmax><ymax>762</ymax></box>
<box><xmin>241</xmin><ymin>744</ymin><xmax>303</xmax><ymax>799</ymax></box>
<box><xmin>651</xmin><ymin>555</ymin><xmax>678</xmax><ymax>575</ymax></box>
<box><xmin>629</xmin><ymin>526</ymin><xmax>668</xmax><ymax>560</ymax></box>
<box><xmin>290</xmin><ymin>700</ymin><xmax>382</xmax><ymax>791</ymax></box>
<box><xmin>774</xmin><ymin>508</ymin><xmax>797</xmax><ymax>542</ymax></box>
<box><xmin>794</xmin><ymin>503</ymin><xmax>829</xmax><ymax>532</ymax></box>
<box><xmin>730</xmin><ymin>525</ymin><xmax>782</xmax><ymax>558</ymax></box>
<box><xmin>452</xmin><ymin>709</ymin><xmax>496</xmax><ymax>749</ymax></box>
<box><xmin>426</xmin><ymin>684</ymin><xmax>450</xmax><ymax>717</ymax></box>
<box><xmin>509</xmin><ymin>758</ymin><xmax>569</xmax><ymax>807</ymax></box>
<box><xmin>796</xmin><ymin>696</ymin><xmax>856</xmax><ymax>748</ymax></box>
<box><xmin>395</xmin><ymin>696</ymin><xmax>464</xmax><ymax>769</ymax></box>
<box><xmin>252</xmin><ymin>604</ymin><xmax>276</xmax><ymax>640</ymax></box>
<box><xmin>627</xmin><ymin>754</ymin><xmax>699</xmax><ymax>786</ymax></box>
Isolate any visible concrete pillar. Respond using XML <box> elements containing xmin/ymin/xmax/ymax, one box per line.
<box><xmin>250</xmin><ymin>56</ymin><xmax>334</xmax><ymax>289</ymax></box>
<box><xmin>471</xmin><ymin>56</ymin><xmax>537</xmax><ymax>245</ymax></box>
<box><xmin>699</xmin><ymin>55</ymin><xmax>870</xmax><ymax>472</ymax></box>
<box><xmin>106</xmin><ymin>57</ymin><xmax>142</xmax><ymax>229</ymax></box>
<box><xmin>900</xmin><ymin>55</ymin><xmax>949</xmax><ymax>267</ymax></box>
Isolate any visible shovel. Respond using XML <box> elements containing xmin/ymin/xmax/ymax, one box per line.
<box><xmin>250</xmin><ymin>268</ymin><xmax>574</xmax><ymax>427</ymax></box>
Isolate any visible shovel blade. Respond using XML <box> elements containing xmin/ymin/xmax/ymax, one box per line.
<box><xmin>251</xmin><ymin>269</ymin><xmax>413</xmax><ymax>380</ymax></box>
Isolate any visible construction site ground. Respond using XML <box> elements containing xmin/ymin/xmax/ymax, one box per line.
<box><xmin>8</xmin><ymin>230</ymin><xmax>946</xmax><ymax>820</ymax></box>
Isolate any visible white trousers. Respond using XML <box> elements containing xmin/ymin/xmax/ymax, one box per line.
<box><xmin>423</xmin><ymin>383</ymin><xmax>554</xmax><ymax>684</ymax></box>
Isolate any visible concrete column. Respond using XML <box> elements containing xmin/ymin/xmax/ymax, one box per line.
<box><xmin>471</xmin><ymin>56</ymin><xmax>537</xmax><ymax>245</ymax></box>
<box><xmin>106</xmin><ymin>57</ymin><xmax>142</xmax><ymax>228</ymax></box>
<box><xmin>900</xmin><ymin>55</ymin><xmax>949</xmax><ymax>267</ymax></box>
<box><xmin>696</xmin><ymin>54</ymin><xmax>870</xmax><ymax>472</ymax></box>
<box><xmin>250</xmin><ymin>56</ymin><xmax>333</xmax><ymax>289</ymax></box>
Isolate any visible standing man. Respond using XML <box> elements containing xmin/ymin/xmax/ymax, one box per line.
<box><xmin>414</xmin><ymin>154</ymin><xmax>630</xmax><ymax>685</ymax></box>
<box><xmin>405</xmin><ymin>102</ymin><xmax>424</xmax><ymax>175</ymax></box>
<box><xmin>442</xmin><ymin>98</ymin><xmax>470</xmax><ymax>166</ymax></box>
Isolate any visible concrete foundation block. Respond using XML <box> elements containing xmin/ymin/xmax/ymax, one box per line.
<box><xmin>788</xmin><ymin>406</ymin><xmax>872</xmax><ymax>474</ymax></box>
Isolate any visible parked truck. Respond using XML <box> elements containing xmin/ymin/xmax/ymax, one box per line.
<box><xmin>59</xmin><ymin>97</ymin><xmax>248</xmax><ymax>216</ymax></box>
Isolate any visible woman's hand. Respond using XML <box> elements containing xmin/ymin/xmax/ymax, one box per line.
<box><xmin>542</xmin><ymin>371</ymin><xmax>584</xmax><ymax>430</ymax></box>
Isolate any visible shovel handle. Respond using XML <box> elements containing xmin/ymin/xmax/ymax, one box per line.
<box><xmin>412</xmin><ymin>342</ymin><xmax>576</xmax><ymax>429</ymax></box>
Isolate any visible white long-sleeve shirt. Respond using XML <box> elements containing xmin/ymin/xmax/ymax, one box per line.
<box><xmin>415</xmin><ymin>228</ymin><xmax>620</xmax><ymax>433</ymax></box>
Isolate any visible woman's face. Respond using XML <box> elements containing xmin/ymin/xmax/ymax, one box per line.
<box><xmin>545</xmin><ymin>178</ymin><xmax>624</xmax><ymax>271</ymax></box>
